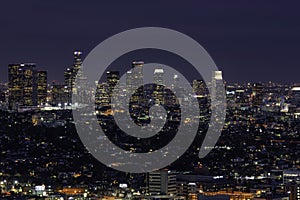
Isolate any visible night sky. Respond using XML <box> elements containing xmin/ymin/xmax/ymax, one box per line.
<box><xmin>1</xmin><ymin>1</ymin><xmax>300</xmax><ymax>84</ymax></box>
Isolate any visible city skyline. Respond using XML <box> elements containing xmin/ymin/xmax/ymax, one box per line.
<box><xmin>2</xmin><ymin>52</ymin><xmax>300</xmax><ymax>86</ymax></box>
<box><xmin>1</xmin><ymin>1</ymin><xmax>300</xmax><ymax>199</ymax></box>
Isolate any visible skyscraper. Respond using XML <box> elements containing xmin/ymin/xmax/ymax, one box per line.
<box><xmin>64</xmin><ymin>51</ymin><xmax>83</xmax><ymax>90</ymax></box>
<box><xmin>126</xmin><ymin>61</ymin><xmax>144</xmax><ymax>105</ymax></box>
<box><xmin>50</xmin><ymin>84</ymin><xmax>69</xmax><ymax>107</ymax></box>
<box><xmin>64</xmin><ymin>67</ymin><xmax>73</xmax><ymax>89</ymax></box>
<box><xmin>37</xmin><ymin>71</ymin><xmax>47</xmax><ymax>106</ymax></box>
<box><xmin>64</xmin><ymin>51</ymin><xmax>84</xmax><ymax>104</ymax></box>
<box><xmin>95</xmin><ymin>83</ymin><xmax>110</xmax><ymax>108</ymax></box>
<box><xmin>153</xmin><ymin>68</ymin><xmax>165</xmax><ymax>104</ymax></box>
<box><xmin>211</xmin><ymin>71</ymin><xmax>224</xmax><ymax>105</ymax></box>
<box><xmin>126</xmin><ymin>70</ymin><xmax>133</xmax><ymax>92</ymax></box>
<box><xmin>291</xmin><ymin>87</ymin><xmax>300</xmax><ymax>107</ymax></box>
<box><xmin>252</xmin><ymin>83</ymin><xmax>264</xmax><ymax>107</ymax></box>
<box><xmin>192</xmin><ymin>79</ymin><xmax>208</xmax><ymax>97</ymax></box>
<box><xmin>106</xmin><ymin>70</ymin><xmax>120</xmax><ymax>92</ymax></box>
<box><xmin>73</xmin><ymin>51</ymin><xmax>83</xmax><ymax>71</ymax></box>
<box><xmin>21</xmin><ymin>63</ymin><xmax>38</xmax><ymax>106</ymax></box>
<box><xmin>8</xmin><ymin>64</ymin><xmax>22</xmax><ymax>109</ymax></box>
<box><xmin>8</xmin><ymin>63</ymin><xmax>42</xmax><ymax>110</ymax></box>
<box><xmin>131</xmin><ymin>61</ymin><xmax>144</xmax><ymax>87</ymax></box>
<box><xmin>153</xmin><ymin>68</ymin><xmax>164</xmax><ymax>85</ymax></box>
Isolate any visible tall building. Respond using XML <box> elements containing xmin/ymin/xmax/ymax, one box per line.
<box><xmin>126</xmin><ymin>61</ymin><xmax>145</xmax><ymax>106</ymax></box>
<box><xmin>126</xmin><ymin>61</ymin><xmax>144</xmax><ymax>93</ymax></box>
<box><xmin>64</xmin><ymin>51</ymin><xmax>82</xmax><ymax>91</ymax></box>
<box><xmin>131</xmin><ymin>61</ymin><xmax>144</xmax><ymax>86</ymax></box>
<box><xmin>126</xmin><ymin>70</ymin><xmax>133</xmax><ymax>92</ymax></box>
<box><xmin>64</xmin><ymin>67</ymin><xmax>73</xmax><ymax>90</ymax></box>
<box><xmin>153</xmin><ymin>68</ymin><xmax>165</xmax><ymax>104</ymax></box>
<box><xmin>64</xmin><ymin>67</ymin><xmax>73</xmax><ymax>105</ymax></box>
<box><xmin>193</xmin><ymin>79</ymin><xmax>208</xmax><ymax>97</ymax></box>
<box><xmin>20</xmin><ymin>63</ymin><xmax>38</xmax><ymax>106</ymax></box>
<box><xmin>37</xmin><ymin>71</ymin><xmax>47</xmax><ymax>106</ymax></box>
<box><xmin>8</xmin><ymin>63</ymin><xmax>44</xmax><ymax>109</ymax></box>
<box><xmin>50</xmin><ymin>84</ymin><xmax>69</xmax><ymax>107</ymax></box>
<box><xmin>211</xmin><ymin>71</ymin><xmax>224</xmax><ymax>105</ymax></box>
<box><xmin>291</xmin><ymin>87</ymin><xmax>300</xmax><ymax>107</ymax></box>
<box><xmin>64</xmin><ymin>51</ymin><xmax>84</xmax><ymax>102</ymax></box>
<box><xmin>8</xmin><ymin>64</ymin><xmax>22</xmax><ymax>109</ymax></box>
<box><xmin>73</xmin><ymin>51</ymin><xmax>83</xmax><ymax>70</ymax></box>
<box><xmin>154</xmin><ymin>68</ymin><xmax>164</xmax><ymax>85</ymax></box>
<box><xmin>95</xmin><ymin>83</ymin><xmax>110</xmax><ymax>108</ymax></box>
<box><xmin>104</xmin><ymin>70</ymin><xmax>120</xmax><ymax>107</ymax></box>
<box><xmin>148</xmin><ymin>170</ymin><xmax>177</xmax><ymax>196</ymax></box>
<box><xmin>73</xmin><ymin>51</ymin><xmax>87</xmax><ymax>86</ymax></box>
<box><xmin>252</xmin><ymin>83</ymin><xmax>264</xmax><ymax>107</ymax></box>
<box><xmin>106</xmin><ymin>70</ymin><xmax>120</xmax><ymax>91</ymax></box>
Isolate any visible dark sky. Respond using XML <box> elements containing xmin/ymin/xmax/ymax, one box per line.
<box><xmin>1</xmin><ymin>1</ymin><xmax>300</xmax><ymax>84</ymax></box>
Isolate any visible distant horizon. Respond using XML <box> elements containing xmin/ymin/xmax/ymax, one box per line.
<box><xmin>1</xmin><ymin>62</ymin><xmax>300</xmax><ymax>86</ymax></box>
<box><xmin>1</xmin><ymin>50</ymin><xmax>300</xmax><ymax>85</ymax></box>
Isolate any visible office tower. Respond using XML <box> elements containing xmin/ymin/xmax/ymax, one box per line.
<box><xmin>153</xmin><ymin>68</ymin><xmax>165</xmax><ymax>104</ymax></box>
<box><xmin>131</xmin><ymin>61</ymin><xmax>144</xmax><ymax>86</ymax></box>
<box><xmin>64</xmin><ymin>51</ymin><xmax>84</xmax><ymax>98</ymax></box>
<box><xmin>126</xmin><ymin>61</ymin><xmax>144</xmax><ymax>92</ymax></box>
<box><xmin>64</xmin><ymin>67</ymin><xmax>73</xmax><ymax>104</ymax></box>
<box><xmin>192</xmin><ymin>79</ymin><xmax>209</xmax><ymax>115</ymax></box>
<box><xmin>64</xmin><ymin>67</ymin><xmax>73</xmax><ymax>89</ymax></box>
<box><xmin>37</xmin><ymin>71</ymin><xmax>47</xmax><ymax>106</ymax></box>
<box><xmin>291</xmin><ymin>87</ymin><xmax>300</xmax><ymax>107</ymax></box>
<box><xmin>73</xmin><ymin>51</ymin><xmax>87</xmax><ymax>85</ymax></box>
<box><xmin>95</xmin><ymin>83</ymin><xmax>110</xmax><ymax>108</ymax></box>
<box><xmin>51</xmin><ymin>84</ymin><xmax>69</xmax><ymax>107</ymax></box>
<box><xmin>252</xmin><ymin>83</ymin><xmax>264</xmax><ymax>107</ymax></box>
<box><xmin>172</xmin><ymin>74</ymin><xmax>184</xmax><ymax>105</ymax></box>
<box><xmin>106</xmin><ymin>70</ymin><xmax>120</xmax><ymax>91</ymax></box>
<box><xmin>126</xmin><ymin>61</ymin><xmax>145</xmax><ymax>107</ymax></box>
<box><xmin>126</xmin><ymin>70</ymin><xmax>133</xmax><ymax>92</ymax></box>
<box><xmin>73</xmin><ymin>51</ymin><xmax>83</xmax><ymax>70</ymax></box>
<box><xmin>21</xmin><ymin>63</ymin><xmax>38</xmax><ymax>106</ymax></box>
<box><xmin>64</xmin><ymin>51</ymin><xmax>82</xmax><ymax>93</ymax></box>
<box><xmin>105</xmin><ymin>71</ymin><xmax>120</xmax><ymax>107</ymax></box>
<box><xmin>192</xmin><ymin>79</ymin><xmax>208</xmax><ymax>97</ymax></box>
<box><xmin>211</xmin><ymin>71</ymin><xmax>224</xmax><ymax>105</ymax></box>
<box><xmin>8</xmin><ymin>63</ymin><xmax>40</xmax><ymax>109</ymax></box>
<box><xmin>154</xmin><ymin>68</ymin><xmax>164</xmax><ymax>85</ymax></box>
<box><xmin>235</xmin><ymin>89</ymin><xmax>247</xmax><ymax>106</ymax></box>
<box><xmin>148</xmin><ymin>170</ymin><xmax>177</xmax><ymax>196</ymax></box>
<box><xmin>8</xmin><ymin>64</ymin><xmax>22</xmax><ymax>109</ymax></box>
